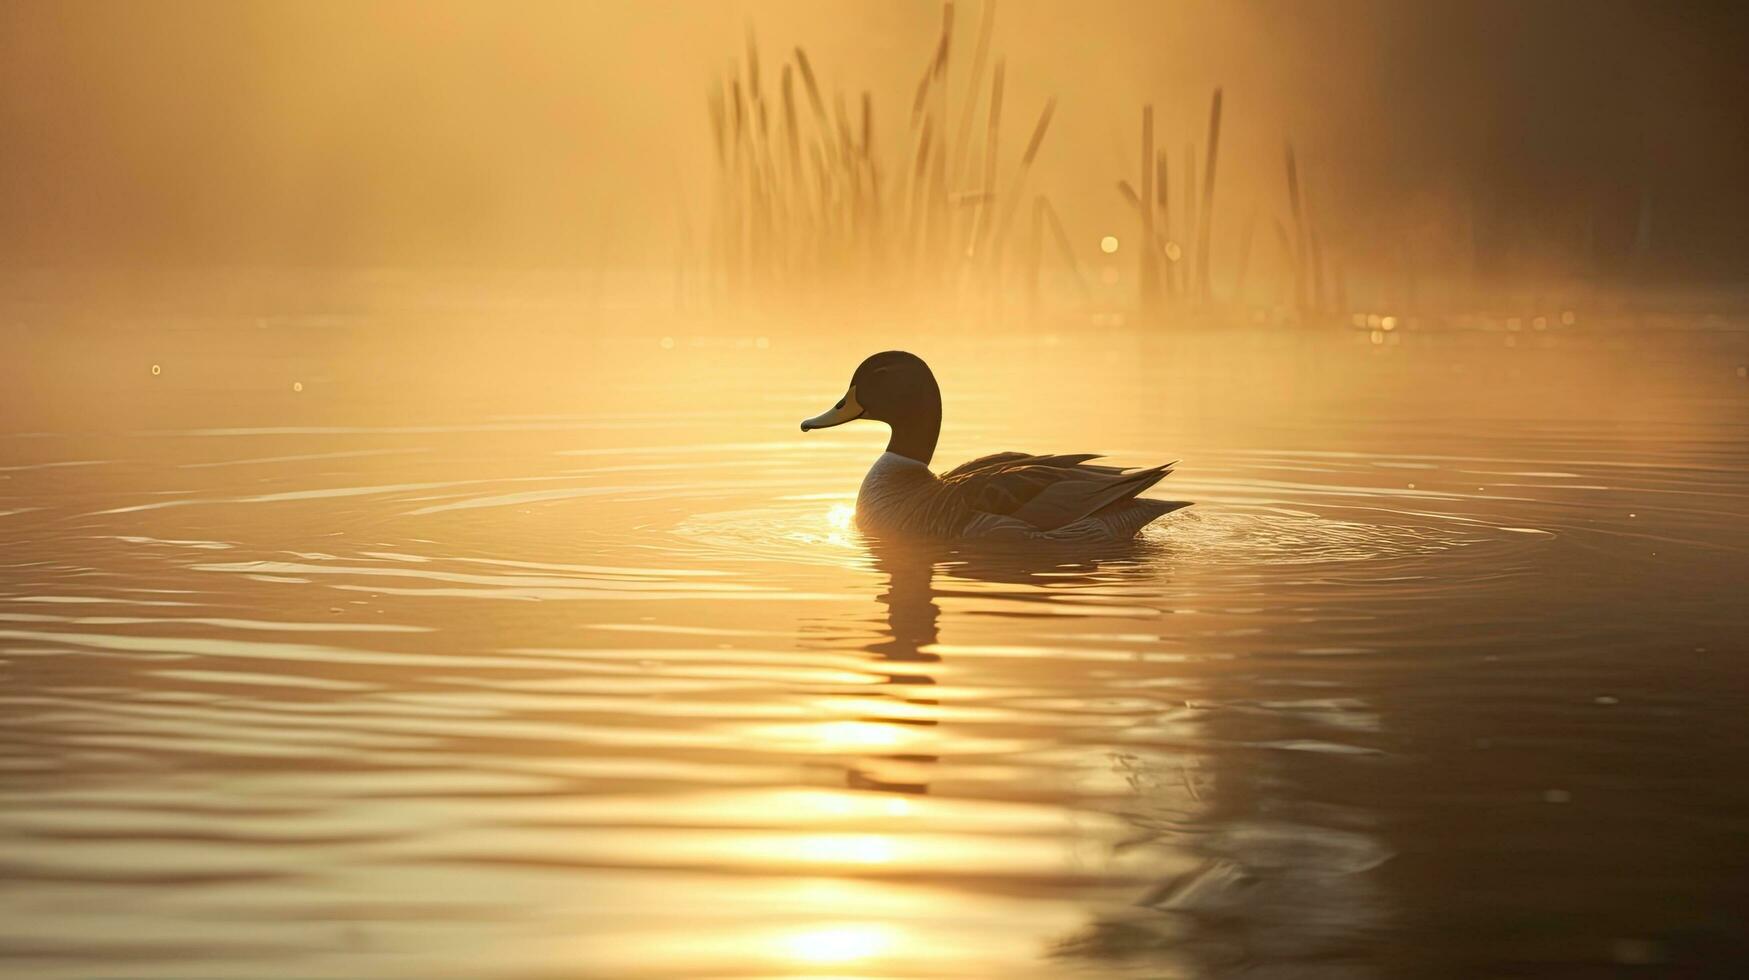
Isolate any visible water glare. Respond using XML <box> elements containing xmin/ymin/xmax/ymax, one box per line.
<box><xmin>2</xmin><ymin>297</ymin><xmax>1748</xmax><ymax>978</ymax></box>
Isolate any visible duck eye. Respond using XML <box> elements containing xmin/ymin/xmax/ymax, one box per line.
<box><xmin>834</xmin><ymin>398</ymin><xmax>845</xmax><ymax>409</ymax></box>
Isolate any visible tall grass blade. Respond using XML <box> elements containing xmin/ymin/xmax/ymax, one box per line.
<box><xmin>1196</xmin><ymin>87</ymin><xmax>1223</xmax><ymax>302</ymax></box>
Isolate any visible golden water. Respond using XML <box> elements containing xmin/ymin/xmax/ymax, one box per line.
<box><xmin>3</xmin><ymin>313</ymin><xmax>1747</xmax><ymax>976</ymax></box>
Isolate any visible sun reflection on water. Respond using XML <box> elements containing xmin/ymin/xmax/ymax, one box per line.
<box><xmin>779</xmin><ymin>921</ymin><xmax>899</xmax><ymax>965</ymax></box>
<box><xmin>812</xmin><ymin>718</ymin><xmax>917</xmax><ymax>751</ymax></box>
<box><xmin>828</xmin><ymin>503</ymin><xmax>856</xmax><ymax>530</ymax></box>
<box><xmin>825</xmin><ymin>503</ymin><xmax>858</xmax><ymax>548</ymax></box>
<box><xmin>782</xmin><ymin>502</ymin><xmax>861</xmax><ymax>549</ymax></box>
<box><xmin>791</xmin><ymin>834</ymin><xmax>897</xmax><ymax>866</ymax></box>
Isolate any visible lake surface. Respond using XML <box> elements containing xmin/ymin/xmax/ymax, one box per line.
<box><xmin>3</xmin><ymin>307</ymin><xmax>1748</xmax><ymax>977</ymax></box>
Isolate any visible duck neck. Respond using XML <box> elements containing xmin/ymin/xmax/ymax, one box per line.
<box><xmin>883</xmin><ymin>394</ymin><xmax>940</xmax><ymax>466</ymax></box>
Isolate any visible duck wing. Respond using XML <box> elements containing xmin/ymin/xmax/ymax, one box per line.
<box><xmin>941</xmin><ymin>452</ymin><xmax>1178</xmax><ymax>532</ymax></box>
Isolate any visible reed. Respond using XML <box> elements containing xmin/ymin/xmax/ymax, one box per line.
<box><xmin>1195</xmin><ymin>88</ymin><xmax>1222</xmax><ymax>302</ymax></box>
<box><xmin>706</xmin><ymin>15</ymin><xmax>1369</xmax><ymax>326</ymax></box>
<box><xmin>991</xmin><ymin>97</ymin><xmax>1056</xmax><ymax>261</ymax></box>
<box><xmin>1038</xmin><ymin>196</ymin><xmax>1090</xmax><ymax>301</ymax></box>
<box><xmin>1182</xmin><ymin>143</ymin><xmax>1197</xmax><ymax>297</ymax></box>
<box><xmin>1273</xmin><ymin>217</ymin><xmax>1294</xmax><ymax>308</ymax></box>
<box><xmin>968</xmin><ymin>60</ymin><xmax>1004</xmax><ymax>258</ymax></box>
<box><xmin>950</xmin><ymin>0</ymin><xmax>997</xmax><ymax>189</ymax></box>
<box><xmin>1232</xmin><ymin>206</ymin><xmax>1256</xmax><ymax>306</ymax></box>
<box><xmin>1157</xmin><ymin>150</ymin><xmax>1174</xmax><ymax>300</ymax></box>
<box><xmin>794</xmin><ymin>48</ymin><xmax>828</xmax><ymax>125</ymax></box>
<box><xmin>1285</xmin><ymin>143</ymin><xmax>1309</xmax><ymax>312</ymax></box>
<box><xmin>1117</xmin><ymin>180</ymin><xmax>1141</xmax><ymax>210</ymax></box>
<box><xmin>707</xmin><ymin>3</ymin><xmax>1064</xmax><ymax>312</ymax></box>
<box><xmin>1138</xmin><ymin>105</ymin><xmax>1159</xmax><ymax>311</ymax></box>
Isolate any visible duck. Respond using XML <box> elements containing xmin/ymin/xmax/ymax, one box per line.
<box><xmin>800</xmin><ymin>351</ymin><xmax>1189</xmax><ymax>541</ymax></box>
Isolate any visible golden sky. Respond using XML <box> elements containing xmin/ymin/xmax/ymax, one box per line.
<box><xmin>0</xmin><ymin>0</ymin><xmax>1743</xmax><ymax>273</ymax></box>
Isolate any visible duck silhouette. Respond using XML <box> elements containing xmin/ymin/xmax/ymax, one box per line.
<box><xmin>802</xmin><ymin>351</ymin><xmax>1189</xmax><ymax>541</ymax></box>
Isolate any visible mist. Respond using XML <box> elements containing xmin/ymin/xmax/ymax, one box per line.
<box><xmin>5</xmin><ymin>6</ymin><xmax>1749</xmax><ymax>978</ymax></box>
<box><xmin>1</xmin><ymin>0</ymin><xmax>1744</xmax><ymax>283</ymax></box>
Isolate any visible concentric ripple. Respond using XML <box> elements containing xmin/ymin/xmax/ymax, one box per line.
<box><xmin>2</xmin><ymin>329</ymin><xmax>1746</xmax><ymax>979</ymax></box>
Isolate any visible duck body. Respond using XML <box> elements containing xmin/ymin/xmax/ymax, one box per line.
<box><xmin>857</xmin><ymin>449</ymin><xmax>1189</xmax><ymax>542</ymax></box>
<box><xmin>803</xmin><ymin>351</ymin><xmax>1189</xmax><ymax>543</ymax></box>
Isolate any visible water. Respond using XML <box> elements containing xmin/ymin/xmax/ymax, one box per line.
<box><xmin>3</xmin><ymin>311</ymin><xmax>1748</xmax><ymax>977</ymax></box>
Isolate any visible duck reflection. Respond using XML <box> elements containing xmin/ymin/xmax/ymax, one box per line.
<box><xmin>831</xmin><ymin>533</ymin><xmax>1393</xmax><ymax>977</ymax></box>
<box><xmin>842</xmin><ymin>538</ymin><xmax>943</xmax><ymax>794</ymax></box>
<box><xmin>832</xmin><ymin>535</ymin><xmax>1167</xmax><ymax>795</ymax></box>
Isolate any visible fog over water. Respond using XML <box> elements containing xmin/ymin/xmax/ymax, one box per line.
<box><xmin>2</xmin><ymin>3</ymin><xmax>1749</xmax><ymax>977</ymax></box>
<box><xmin>2</xmin><ymin>1</ymin><xmax>1746</xmax><ymax>279</ymax></box>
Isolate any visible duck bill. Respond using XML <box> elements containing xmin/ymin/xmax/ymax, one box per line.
<box><xmin>800</xmin><ymin>385</ymin><xmax>863</xmax><ymax>431</ymax></box>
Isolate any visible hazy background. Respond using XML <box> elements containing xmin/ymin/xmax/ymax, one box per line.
<box><xmin>1</xmin><ymin>0</ymin><xmax>1745</xmax><ymax>283</ymax></box>
<box><xmin>3</xmin><ymin>7</ymin><xmax>1749</xmax><ymax>977</ymax></box>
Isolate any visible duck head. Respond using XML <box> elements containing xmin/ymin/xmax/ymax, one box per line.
<box><xmin>800</xmin><ymin>350</ymin><xmax>942</xmax><ymax>465</ymax></box>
